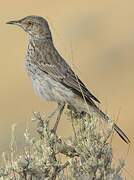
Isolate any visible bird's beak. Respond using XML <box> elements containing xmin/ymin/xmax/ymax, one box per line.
<box><xmin>6</xmin><ymin>20</ymin><xmax>21</xmax><ymax>26</ymax></box>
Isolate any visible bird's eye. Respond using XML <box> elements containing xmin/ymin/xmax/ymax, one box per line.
<box><xmin>27</xmin><ymin>21</ymin><xmax>33</xmax><ymax>26</ymax></box>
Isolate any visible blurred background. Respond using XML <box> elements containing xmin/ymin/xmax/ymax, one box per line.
<box><xmin>0</xmin><ymin>0</ymin><xmax>134</xmax><ymax>179</ymax></box>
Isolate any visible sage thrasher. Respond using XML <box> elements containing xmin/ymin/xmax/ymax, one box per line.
<box><xmin>7</xmin><ymin>15</ymin><xmax>130</xmax><ymax>143</ymax></box>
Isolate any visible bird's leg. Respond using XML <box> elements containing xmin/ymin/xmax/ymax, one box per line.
<box><xmin>52</xmin><ymin>103</ymin><xmax>65</xmax><ymax>133</ymax></box>
<box><xmin>46</xmin><ymin>105</ymin><xmax>60</xmax><ymax>121</ymax></box>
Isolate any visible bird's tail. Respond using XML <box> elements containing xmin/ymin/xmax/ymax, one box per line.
<box><xmin>92</xmin><ymin>105</ymin><xmax>130</xmax><ymax>144</ymax></box>
<box><xmin>72</xmin><ymin>97</ymin><xmax>130</xmax><ymax>143</ymax></box>
<box><xmin>114</xmin><ymin>123</ymin><xmax>130</xmax><ymax>144</ymax></box>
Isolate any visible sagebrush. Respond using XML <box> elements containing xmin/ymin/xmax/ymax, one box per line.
<box><xmin>0</xmin><ymin>108</ymin><xmax>125</xmax><ymax>180</ymax></box>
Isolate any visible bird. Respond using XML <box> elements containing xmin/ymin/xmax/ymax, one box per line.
<box><xmin>7</xmin><ymin>15</ymin><xmax>130</xmax><ymax>143</ymax></box>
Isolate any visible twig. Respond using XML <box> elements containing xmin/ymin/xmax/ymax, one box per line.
<box><xmin>51</xmin><ymin>161</ymin><xmax>70</xmax><ymax>180</ymax></box>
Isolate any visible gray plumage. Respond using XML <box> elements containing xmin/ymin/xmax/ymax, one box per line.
<box><xmin>7</xmin><ymin>15</ymin><xmax>130</xmax><ymax>143</ymax></box>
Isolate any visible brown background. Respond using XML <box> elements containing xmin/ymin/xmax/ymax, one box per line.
<box><xmin>0</xmin><ymin>0</ymin><xmax>134</xmax><ymax>179</ymax></box>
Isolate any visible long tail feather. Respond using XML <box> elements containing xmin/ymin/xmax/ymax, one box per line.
<box><xmin>114</xmin><ymin>123</ymin><xmax>130</xmax><ymax>144</ymax></box>
<box><xmin>92</xmin><ymin>105</ymin><xmax>130</xmax><ymax>144</ymax></box>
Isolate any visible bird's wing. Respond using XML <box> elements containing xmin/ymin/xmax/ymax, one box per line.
<box><xmin>36</xmin><ymin>51</ymin><xmax>100</xmax><ymax>104</ymax></box>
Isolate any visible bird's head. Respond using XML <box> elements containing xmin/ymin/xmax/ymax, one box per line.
<box><xmin>7</xmin><ymin>15</ymin><xmax>52</xmax><ymax>40</ymax></box>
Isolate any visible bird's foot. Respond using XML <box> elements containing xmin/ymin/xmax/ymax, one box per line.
<box><xmin>67</xmin><ymin>105</ymin><xmax>86</xmax><ymax>119</ymax></box>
